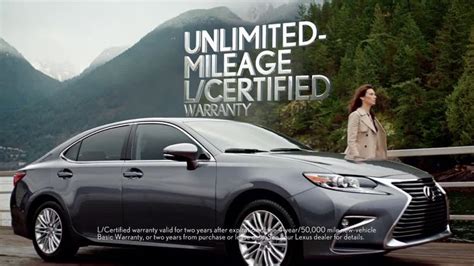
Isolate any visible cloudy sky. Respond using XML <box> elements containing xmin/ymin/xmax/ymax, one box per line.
<box><xmin>0</xmin><ymin>0</ymin><xmax>293</xmax><ymax>78</ymax></box>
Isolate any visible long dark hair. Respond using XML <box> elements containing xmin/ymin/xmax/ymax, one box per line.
<box><xmin>348</xmin><ymin>84</ymin><xmax>375</xmax><ymax>119</ymax></box>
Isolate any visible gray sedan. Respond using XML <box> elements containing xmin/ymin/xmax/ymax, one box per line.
<box><xmin>10</xmin><ymin>118</ymin><xmax>451</xmax><ymax>265</ymax></box>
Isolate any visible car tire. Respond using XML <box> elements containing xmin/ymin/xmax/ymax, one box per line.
<box><xmin>228</xmin><ymin>199</ymin><xmax>301</xmax><ymax>266</ymax></box>
<box><xmin>31</xmin><ymin>201</ymin><xmax>78</xmax><ymax>261</ymax></box>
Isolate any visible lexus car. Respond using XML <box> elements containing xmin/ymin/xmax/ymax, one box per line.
<box><xmin>10</xmin><ymin>118</ymin><xmax>451</xmax><ymax>265</ymax></box>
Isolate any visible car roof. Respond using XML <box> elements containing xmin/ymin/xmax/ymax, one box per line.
<box><xmin>73</xmin><ymin>117</ymin><xmax>241</xmax><ymax>145</ymax></box>
<box><xmin>30</xmin><ymin>117</ymin><xmax>235</xmax><ymax>165</ymax></box>
<box><xmin>93</xmin><ymin>117</ymin><xmax>241</xmax><ymax>130</ymax></box>
<box><xmin>113</xmin><ymin>117</ymin><xmax>234</xmax><ymax>124</ymax></box>
<box><xmin>92</xmin><ymin>117</ymin><xmax>244</xmax><ymax>136</ymax></box>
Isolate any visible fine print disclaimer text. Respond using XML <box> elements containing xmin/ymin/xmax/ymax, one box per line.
<box><xmin>96</xmin><ymin>226</ymin><xmax>377</xmax><ymax>242</ymax></box>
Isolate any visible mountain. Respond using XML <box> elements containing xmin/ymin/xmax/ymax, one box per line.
<box><xmin>254</xmin><ymin>2</ymin><xmax>300</xmax><ymax>24</ymax></box>
<box><xmin>31</xmin><ymin>60</ymin><xmax>78</xmax><ymax>81</ymax></box>
<box><xmin>158</xmin><ymin>6</ymin><xmax>244</xmax><ymax>29</ymax></box>
<box><xmin>232</xmin><ymin>2</ymin><xmax>278</xmax><ymax>23</ymax></box>
<box><xmin>1</xmin><ymin>7</ymin><xmax>249</xmax><ymax>161</ymax></box>
<box><xmin>0</xmin><ymin>38</ymin><xmax>22</xmax><ymax>57</ymax></box>
<box><xmin>80</xmin><ymin>46</ymin><xmax>129</xmax><ymax>76</ymax></box>
<box><xmin>0</xmin><ymin>38</ymin><xmax>61</xmax><ymax>162</ymax></box>
<box><xmin>230</xmin><ymin>1</ymin><xmax>310</xmax><ymax>24</ymax></box>
<box><xmin>0</xmin><ymin>38</ymin><xmax>61</xmax><ymax>115</ymax></box>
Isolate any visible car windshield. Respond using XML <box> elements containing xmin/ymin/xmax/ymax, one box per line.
<box><xmin>185</xmin><ymin>120</ymin><xmax>310</xmax><ymax>152</ymax></box>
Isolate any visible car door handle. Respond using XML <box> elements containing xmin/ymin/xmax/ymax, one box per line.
<box><xmin>57</xmin><ymin>169</ymin><xmax>73</xmax><ymax>179</ymax></box>
<box><xmin>123</xmin><ymin>168</ymin><xmax>143</xmax><ymax>179</ymax></box>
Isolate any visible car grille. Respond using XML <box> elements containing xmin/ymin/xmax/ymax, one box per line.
<box><xmin>391</xmin><ymin>178</ymin><xmax>448</xmax><ymax>242</ymax></box>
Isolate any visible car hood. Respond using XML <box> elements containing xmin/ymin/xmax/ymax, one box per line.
<box><xmin>266</xmin><ymin>151</ymin><xmax>431</xmax><ymax>178</ymax></box>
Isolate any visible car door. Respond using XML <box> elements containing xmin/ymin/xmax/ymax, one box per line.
<box><xmin>52</xmin><ymin>125</ymin><xmax>131</xmax><ymax>239</ymax></box>
<box><xmin>122</xmin><ymin>122</ymin><xmax>216</xmax><ymax>245</ymax></box>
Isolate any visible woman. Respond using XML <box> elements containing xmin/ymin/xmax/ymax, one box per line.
<box><xmin>344</xmin><ymin>84</ymin><xmax>387</xmax><ymax>161</ymax></box>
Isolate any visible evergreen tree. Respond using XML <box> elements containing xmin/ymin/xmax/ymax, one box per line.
<box><xmin>428</xmin><ymin>0</ymin><xmax>472</xmax><ymax>93</ymax></box>
<box><xmin>332</xmin><ymin>52</ymin><xmax>357</xmax><ymax>99</ymax></box>
<box><xmin>354</xmin><ymin>44</ymin><xmax>379</xmax><ymax>86</ymax></box>
<box><xmin>391</xmin><ymin>80</ymin><xmax>432</xmax><ymax>148</ymax></box>
<box><xmin>369</xmin><ymin>4</ymin><xmax>389</xmax><ymax>37</ymax></box>
<box><xmin>410</xmin><ymin>0</ymin><xmax>450</xmax><ymax>43</ymax></box>
<box><xmin>391</xmin><ymin>6</ymin><xmax>428</xmax><ymax>83</ymax></box>
<box><xmin>362</xmin><ymin>4</ymin><xmax>396</xmax><ymax>86</ymax></box>
<box><xmin>353</xmin><ymin>4</ymin><xmax>392</xmax><ymax>86</ymax></box>
<box><xmin>446</xmin><ymin>27</ymin><xmax>474</xmax><ymax>145</ymax></box>
<box><xmin>392</xmin><ymin>45</ymin><xmax>417</xmax><ymax>83</ymax></box>
<box><xmin>326</xmin><ymin>3</ymin><xmax>354</xmax><ymax>61</ymax></box>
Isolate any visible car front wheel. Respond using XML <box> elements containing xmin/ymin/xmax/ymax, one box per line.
<box><xmin>231</xmin><ymin>199</ymin><xmax>301</xmax><ymax>266</ymax></box>
<box><xmin>32</xmin><ymin>201</ymin><xmax>78</xmax><ymax>261</ymax></box>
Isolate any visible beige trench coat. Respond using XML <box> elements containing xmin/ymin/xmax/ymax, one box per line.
<box><xmin>344</xmin><ymin>107</ymin><xmax>387</xmax><ymax>160</ymax></box>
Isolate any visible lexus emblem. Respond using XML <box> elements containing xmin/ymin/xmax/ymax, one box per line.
<box><xmin>423</xmin><ymin>186</ymin><xmax>436</xmax><ymax>201</ymax></box>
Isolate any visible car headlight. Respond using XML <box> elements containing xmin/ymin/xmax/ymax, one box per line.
<box><xmin>303</xmin><ymin>173</ymin><xmax>388</xmax><ymax>195</ymax></box>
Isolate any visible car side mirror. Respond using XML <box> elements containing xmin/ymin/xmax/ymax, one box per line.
<box><xmin>163</xmin><ymin>143</ymin><xmax>199</xmax><ymax>170</ymax></box>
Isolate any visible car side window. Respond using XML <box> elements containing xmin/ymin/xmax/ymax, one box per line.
<box><xmin>77</xmin><ymin>126</ymin><xmax>130</xmax><ymax>161</ymax></box>
<box><xmin>63</xmin><ymin>142</ymin><xmax>81</xmax><ymax>161</ymax></box>
<box><xmin>132</xmin><ymin>124</ymin><xmax>204</xmax><ymax>160</ymax></box>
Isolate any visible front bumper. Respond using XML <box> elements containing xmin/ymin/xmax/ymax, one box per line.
<box><xmin>290</xmin><ymin>176</ymin><xmax>451</xmax><ymax>258</ymax></box>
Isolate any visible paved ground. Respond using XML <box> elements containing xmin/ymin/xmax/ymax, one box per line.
<box><xmin>1</xmin><ymin>227</ymin><xmax>473</xmax><ymax>265</ymax></box>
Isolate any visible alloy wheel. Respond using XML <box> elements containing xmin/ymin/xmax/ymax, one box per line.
<box><xmin>237</xmin><ymin>210</ymin><xmax>288</xmax><ymax>266</ymax></box>
<box><xmin>34</xmin><ymin>207</ymin><xmax>63</xmax><ymax>254</ymax></box>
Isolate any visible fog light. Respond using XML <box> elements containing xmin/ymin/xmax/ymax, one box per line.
<box><xmin>341</xmin><ymin>218</ymin><xmax>349</xmax><ymax>228</ymax></box>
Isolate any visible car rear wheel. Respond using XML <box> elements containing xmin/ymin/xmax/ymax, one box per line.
<box><xmin>230</xmin><ymin>199</ymin><xmax>301</xmax><ymax>266</ymax></box>
<box><xmin>32</xmin><ymin>201</ymin><xmax>78</xmax><ymax>261</ymax></box>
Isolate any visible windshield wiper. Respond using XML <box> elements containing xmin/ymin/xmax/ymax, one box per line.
<box><xmin>225</xmin><ymin>148</ymin><xmax>268</xmax><ymax>153</ymax></box>
<box><xmin>270</xmin><ymin>148</ymin><xmax>304</xmax><ymax>152</ymax></box>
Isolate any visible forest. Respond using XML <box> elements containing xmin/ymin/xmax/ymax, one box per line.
<box><xmin>240</xmin><ymin>0</ymin><xmax>474</xmax><ymax>156</ymax></box>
